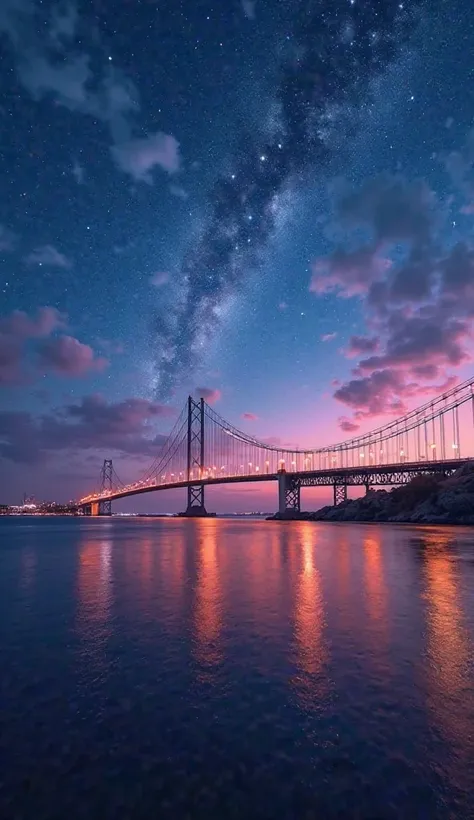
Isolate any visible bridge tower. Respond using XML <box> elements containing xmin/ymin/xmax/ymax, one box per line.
<box><xmin>183</xmin><ymin>397</ymin><xmax>209</xmax><ymax>516</ymax></box>
<box><xmin>99</xmin><ymin>458</ymin><xmax>113</xmax><ymax>516</ymax></box>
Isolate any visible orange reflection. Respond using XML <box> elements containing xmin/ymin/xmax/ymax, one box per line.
<box><xmin>363</xmin><ymin>532</ymin><xmax>390</xmax><ymax>675</ymax></box>
<box><xmin>77</xmin><ymin>531</ymin><xmax>113</xmax><ymax>668</ymax></box>
<box><xmin>193</xmin><ymin>519</ymin><xmax>222</xmax><ymax>677</ymax></box>
<box><xmin>292</xmin><ymin>522</ymin><xmax>326</xmax><ymax>705</ymax></box>
<box><xmin>422</xmin><ymin>530</ymin><xmax>472</xmax><ymax>766</ymax></box>
<box><xmin>363</xmin><ymin>532</ymin><xmax>387</xmax><ymax>626</ymax></box>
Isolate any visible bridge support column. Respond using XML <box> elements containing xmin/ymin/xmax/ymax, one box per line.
<box><xmin>180</xmin><ymin>396</ymin><xmax>212</xmax><ymax>517</ymax></box>
<box><xmin>90</xmin><ymin>501</ymin><xmax>100</xmax><ymax>517</ymax></box>
<box><xmin>277</xmin><ymin>472</ymin><xmax>301</xmax><ymax>517</ymax></box>
<box><xmin>99</xmin><ymin>459</ymin><xmax>112</xmax><ymax>516</ymax></box>
<box><xmin>365</xmin><ymin>482</ymin><xmax>371</xmax><ymax>495</ymax></box>
<box><xmin>334</xmin><ymin>484</ymin><xmax>347</xmax><ymax>506</ymax></box>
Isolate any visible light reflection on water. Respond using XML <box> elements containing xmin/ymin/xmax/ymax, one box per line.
<box><xmin>1</xmin><ymin>517</ymin><xmax>474</xmax><ymax>818</ymax></box>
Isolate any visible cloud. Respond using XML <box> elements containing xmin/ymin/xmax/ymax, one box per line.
<box><xmin>25</xmin><ymin>245</ymin><xmax>72</xmax><ymax>268</ymax></box>
<box><xmin>0</xmin><ymin>394</ymin><xmax>174</xmax><ymax>464</ymax></box>
<box><xmin>37</xmin><ymin>335</ymin><xmax>108</xmax><ymax>376</ymax></box>
<box><xmin>0</xmin><ymin>0</ymin><xmax>179</xmax><ymax>182</ymax></box>
<box><xmin>242</xmin><ymin>412</ymin><xmax>258</xmax><ymax>421</ymax></box>
<box><xmin>345</xmin><ymin>335</ymin><xmax>379</xmax><ymax>358</ymax></box>
<box><xmin>310</xmin><ymin>246</ymin><xmax>391</xmax><ymax>297</ymax></box>
<box><xmin>0</xmin><ymin>306</ymin><xmax>66</xmax><ymax>338</ymax></box>
<box><xmin>0</xmin><ymin>307</ymin><xmax>112</xmax><ymax>384</ymax></box>
<box><xmin>241</xmin><ymin>0</ymin><xmax>256</xmax><ymax>20</ymax></box>
<box><xmin>195</xmin><ymin>387</ymin><xmax>221</xmax><ymax>404</ymax></box>
<box><xmin>72</xmin><ymin>158</ymin><xmax>84</xmax><ymax>184</ymax></box>
<box><xmin>320</xmin><ymin>332</ymin><xmax>337</xmax><ymax>342</ymax></box>
<box><xmin>150</xmin><ymin>271</ymin><xmax>170</xmax><ymax>287</ymax></box>
<box><xmin>0</xmin><ymin>307</ymin><xmax>66</xmax><ymax>385</ymax></box>
<box><xmin>309</xmin><ymin>170</ymin><xmax>474</xmax><ymax>421</ymax></box>
<box><xmin>337</xmin><ymin>175</ymin><xmax>436</xmax><ymax>246</ymax></box>
<box><xmin>169</xmin><ymin>184</ymin><xmax>188</xmax><ymax>200</ymax></box>
<box><xmin>0</xmin><ymin>223</ymin><xmax>17</xmax><ymax>252</ymax></box>
<box><xmin>278</xmin><ymin>302</ymin><xmax>288</xmax><ymax>311</ymax></box>
<box><xmin>334</xmin><ymin>369</ymin><xmax>457</xmax><ymax>419</ymax></box>
<box><xmin>111</xmin><ymin>132</ymin><xmax>180</xmax><ymax>183</ymax></box>
<box><xmin>338</xmin><ymin>417</ymin><xmax>360</xmax><ymax>433</ymax></box>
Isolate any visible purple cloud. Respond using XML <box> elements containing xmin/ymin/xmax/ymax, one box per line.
<box><xmin>0</xmin><ymin>394</ymin><xmax>175</xmax><ymax>465</ymax></box>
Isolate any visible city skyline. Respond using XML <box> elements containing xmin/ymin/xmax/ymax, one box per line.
<box><xmin>1</xmin><ymin>0</ymin><xmax>474</xmax><ymax>510</ymax></box>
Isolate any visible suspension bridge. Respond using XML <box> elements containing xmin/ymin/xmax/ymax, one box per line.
<box><xmin>79</xmin><ymin>376</ymin><xmax>474</xmax><ymax>517</ymax></box>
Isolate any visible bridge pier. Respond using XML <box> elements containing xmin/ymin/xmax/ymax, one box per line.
<box><xmin>278</xmin><ymin>472</ymin><xmax>301</xmax><ymax>517</ymax></box>
<box><xmin>90</xmin><ymin>501</ymin><xmax>100</xmax><ymax>517</ymax></box>
<box><xmin>334</xmin><ymin>484</ymin><xmax>347</xmax><ymax>506</ymax></box>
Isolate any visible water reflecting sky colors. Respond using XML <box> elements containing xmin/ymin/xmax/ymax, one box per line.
<box><xmin>1</xmin><ymin>517</ymin><xmax>474</xmax><ymax>819</ymax></box>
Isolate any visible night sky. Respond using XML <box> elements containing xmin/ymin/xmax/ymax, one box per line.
<box><xmin>1</xmin><ymin>0</ymin><xmax>474</xmax><ymax>511</ymax></box>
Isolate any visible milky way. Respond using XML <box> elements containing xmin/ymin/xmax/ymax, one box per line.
<box><xmin>154</xmin><ymin>0</ymin><xmax>424</xmax><ymax>396</ymax></box>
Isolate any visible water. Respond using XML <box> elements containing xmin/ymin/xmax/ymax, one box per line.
<box><xmin>1</xmin><ymin>517</ymin><xmax>474</xmax><ymax>819</ymax></box>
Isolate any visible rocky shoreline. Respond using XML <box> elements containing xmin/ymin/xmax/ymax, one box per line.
<box><xmin>268</xmin><ymin>463</ymin><xmax>474</xmax><ymax>525</ymax></box>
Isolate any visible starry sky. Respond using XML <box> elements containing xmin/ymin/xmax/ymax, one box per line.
<box><xmin>1</xmin><ymin>0</ymin><xmax>474</xmax><ymax>511</ymax></box>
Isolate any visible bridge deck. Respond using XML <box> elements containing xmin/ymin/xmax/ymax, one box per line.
<box><xmin>80</xmin><ymin>457</ymin><xmax>472</xmax><ymax>505</ymax></box>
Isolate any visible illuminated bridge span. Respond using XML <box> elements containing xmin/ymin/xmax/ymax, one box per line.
<box><xmin>79</xmin><ymin>377</ymin><xmax>474</xmax><ymax>516</ymax></box>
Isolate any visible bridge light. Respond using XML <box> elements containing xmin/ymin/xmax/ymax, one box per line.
<box><xmin>256</xmin><ymin>465</ymin><xmax>260</xmax><ymax>471</ymax></box>
<box><xmin>359</xmin><ymin>452</ymin><xmax>365</xmax><ymax>458</ymax></box>
<box><xmin>430</xmin><ymin>443</ymin><xmax>436</xmax><ymax>449</ymax></box>
<box><xmin>452</xmin><ymin>442</ymin><xmax>458</xmax><ymax>449</ymax></box>
<box><xmin>400</xmin><ymin>450</ymin><xmax>404</xmax><ymax>456</ymax></box>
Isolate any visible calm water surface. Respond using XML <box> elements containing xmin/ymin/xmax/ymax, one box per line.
<box><xmin>1</xmin><ymin>517</ymin><xmax>474</xmax><ymax>819</ymax></box>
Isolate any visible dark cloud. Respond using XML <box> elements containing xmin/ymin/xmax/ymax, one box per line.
<box><xmin>0</xmin><ymin>394</ymin><xmax>173</xmax><ymax>464</ymax></box>
<box><xmin>154</xmin><ymin>0</ymin><xmax>423</xmax><ymax>395</ymax></box>
<box><xmin>337</xmin><ymin>175</ymin><xmax>436</xmax><ymax>246</ymax></box>
<box><xmin>338</xmin><ymin>417</ymin><xmax>360</xmax><ymax>433</ymax></box>
<box><xmin>345</xmin><ymin>335</ymin><xmax>379</xmax><ymax>358</ymax></box>
<box><xmin>242</xmin><ymin>412</ymin><xmax>258</xmax><ymax>421</ymax></box>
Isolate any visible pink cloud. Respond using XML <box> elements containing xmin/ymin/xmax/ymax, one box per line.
<box><xmin>278</xmin><ymin>302</ymin><xmax>288</xmax><ymax>311</ymax></box>
<box><xmin>321</xmin><ymin>332</ymin><xmax>337</xmax><ymax>342</ymax></box>
<box><xmin>112</xmin><ymin>132</ymin><xmax>180</xmax><ymax>183</ymax></box>
<box><xmin>0</xmin><ymin>307</ymin><xmax>66</xmax><ymax>338</ymax></box>
<box><xmin>25</xmin><ymin>245</ymin><xmax>72</xmax><ymax>268</ymax></box>
<box><xmin>195</xmin><ymin>387</ymin><xmax>221</xmax><ymax>404</ymax></box>
<box><xmin>37</xmin><ymin>336</ymin><xmax>108</xmax><ymax>377</ymax></box>
<box><xmin>242</xmin><ymin>412</ymin><xmax>258</xmax><ymax>421</ymax></box>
